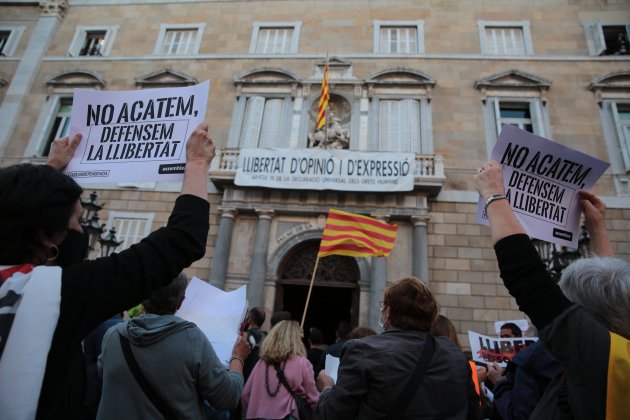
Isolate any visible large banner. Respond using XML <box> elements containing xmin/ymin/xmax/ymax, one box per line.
<box><xmin>476</xmin><ymin>125</ymin><xmax>610</xmax><ymax>247</ymax></box>
<box><xmin>468</xmin><ymin>331</ymin><xmax>539</xmax><ymax>368</ymax></box>
<box><xmin>64</xmin><ymin>81</ymin><xmax>209</xmax><ymax>184</ymax></box>
<box><xmin>235</xmin><ymin>148</ymin><xmax>415</xmax><ymax>192</ymax></box>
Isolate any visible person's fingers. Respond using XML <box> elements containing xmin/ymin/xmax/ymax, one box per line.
<box><xmin>196</xmin><ymin>121</ymin><xmax>209</xmax><ymax>133</ymax></box>
<box><xmin>68</xmin><ymin>133</ymin><xmax>83</xmax><ymax>150</ymax></box>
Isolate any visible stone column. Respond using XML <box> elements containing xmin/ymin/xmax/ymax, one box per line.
<box><xmin>368</xmin><ymin>214</ymin><xmax>389</xmax><ymax>330</ymax></box>
<box><xmin>247</xmin><ymin>210</ymin><xmax>274</xmax><ymax>307</ymax></box>
<box><xmin>411</xmin><ymin>214</ymin><xmax>430</xmax><ymax>283</ymax></box>
<box><xmin>0</xmin><ymin>0</ymin><xmax>67</xmax><ymax>154</ymax></box>
<box><xmin>209</xmin><ymin>208</ymin><xmax>236</xmax><ymax>289</ymax></box>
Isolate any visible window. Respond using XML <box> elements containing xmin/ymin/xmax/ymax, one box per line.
<box><xmin>0</xmin><ymin>26</ymin><xmax>25</xmax><ymax>57</ymax></box>
<box><xmin>105</xmin><ymin>212</ymin><xmax>154</xmax><ymax>252</ymax></box>
<box><xmin>69</xmin><ymin>26</ymin><xmax>118</xmax><ymax>57</ymax></box>
<box><xmin>379</xmin><ymin>99</ymin><xmax>421</xmax><ymax>151</ymax></box>
<box><xmin>239</xmin><ymin>96</ymin><xmax>286</xmax><ymax>148</ymax></box>
<box><xmin>42</xmin><ymin>99</ymin><xmax>72</xmax><ymax>157</ymax></box>
<box><xmin>154</xmin><ymin>24</ymin><xmax>204</xmax><ymax>56</ymax></box>
<box><xmin>583</xmin><ymin>22</ymin><xmax>630</xmax><ymax>56</ymax></box>
<box><xmin>478</xmin><ymin>21</ymin><xmax>533</xmax><ymax>55</ymax></box>
<box><xmin>613</xmin><ymin>104</ymin><xmax>630</xmax><ymax>169</ymax></box>
<box><xmin>249</xmin><ymin>22</ymin><xmax>301</xmax><ymax>54</ymax></box>
<box><xmin>498</xmin><ymin>103</ymin><xmax>534</xmax><ymax>133</ymax></box>
<box><xmin>373</xmin><ymin>20</ymin><xmax>424</xmax><ymax>54</ymax></box>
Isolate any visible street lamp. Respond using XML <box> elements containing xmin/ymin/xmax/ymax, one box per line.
<box><xmin>99</xmin><ymin>227</ymin><xmax>123</xmax><ymax>257</ymax></box>
<box><xmin>531</xmin><ymin>225</ymin><xmax>591</xmax><ymax>281</ymax></box>
<box><xmin>81</xmin><ymin>191</ymin><xmax>104</xmax><ymax>223</ymax></box>
<box><xmin>83</xmin><ymin>215</ymin><xmax>105</xmax><ymax>252</ymax></box>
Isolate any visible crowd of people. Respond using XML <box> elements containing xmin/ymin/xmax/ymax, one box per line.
<box><xmin>0</xmin><ymin>126</ymin><xmax>628</xmax><ymax>420</ymax></box>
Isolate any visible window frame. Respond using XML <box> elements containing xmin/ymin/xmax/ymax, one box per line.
<box><xmin>373</xmin><ymin>20</ymin><xmax>425</xmax><ymax>54</ymax></box>
<box><xmin>26</xmin><ymin>94</ymin><xmax>74</xmax><ymax>158</ymax></box>
<box><xmin>104</xmin><ymin>211</ymin><xmax>155</xmax><ymax>252</ymax></box>
<box><xmin>229</xmin><ymin>93</ymin><xmax>293</xmax><ymax>148</ymax></box>
<box><xmin>68</xmin><ymin>25</ymin><xmax>118</xmax><ymax>57</ymax></box>
<box><xmin>477</xmin><ymin>20</ymin><xmax>533</xmax><ymax>56</ymax></box>
<box><xmin>153</xmin><ymin>23</ymin><xmax>205</xmax><ymax>56</ymax></box>
<box><xmin>0</xmin><ymin>26</ymin><xmax>25</xmax><ymax>57</ymax></box>
<box><xmin>583</xmin><ymin>21</ymin><xmax>630</xmax><ymax>56</ymax></box>
<box><xmin>249</xmin><ymin>21</ymin><xmax>302</xmax><ymax>54</ymax></box>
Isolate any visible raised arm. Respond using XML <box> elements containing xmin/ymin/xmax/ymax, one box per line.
<box><xmin>577</xmin><ymin>190</ymin><xmax>614</xmax><ymax>257</ymax></box>
<box><xmin>181</xmin><ymin>122</ymin><xmax>215</xmax><ymax>201</ymax></box>
<box><xmin>46</xmin><ymin>133</ymin><xmax>83</xmax><ymax>171</ymax></box>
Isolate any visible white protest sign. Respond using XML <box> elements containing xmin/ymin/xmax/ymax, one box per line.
<box><xmin>235</xmin><ymin>148</ymin><xmax>415</xmax><ymax>192</ymax></box>
<box><xmin>494</xmin><ymin>319</ymin><xmax>530</xmax><ymax>335</ymax></box>
<box><xmin>64</xmin><ymin>81</ymin><xmax>209</xmax><ymax>184</ymax></box>
<box><xmin>175</xmin><ymin>277</ymin><xmax>247</xmax><ymax>367</ymax></box>
<box><xmin>324</xmin><ymin>354</ymin><xmax>340</xmax><ymax>384</ymax></box>
<box><xmin>468</xmin><ymin>331</ymin><xmax>538</xmax><ymax>368</ymax></box>
<box><xmin>476</xmin><ymin>125</ymin><xmax>610</xmax><ymax>247</ymax></box>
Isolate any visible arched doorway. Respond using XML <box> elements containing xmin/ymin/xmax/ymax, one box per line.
<box><xmin>275</xmin><ymin>240</ymin><xmax>360</xmax><ymax>345</ymax></box>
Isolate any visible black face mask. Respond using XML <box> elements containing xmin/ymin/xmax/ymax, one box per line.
<box><xmin>56</xmin><ymin>229</ymin><xmax>90</xmax><ymax>268</ymax></box>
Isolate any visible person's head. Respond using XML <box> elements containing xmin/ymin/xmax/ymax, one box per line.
<box><xmin>246</xmin><ymin>306</ymin><xmax>266</xmax><ymax>329</ymax></box>
<box><xmin>431</xmin><ymin>314</ymin><xmax>460</xmax><ymax>349</ymax></box>
<box><xmin>0</xmin><ymin>164</ymin><xmax>83</xmax><ymax>265</ymax></box>
<box><xmin>270</xmin><ymin>310</ymin><xmax>292</xmax><ymax>327</ymax></box>
<box><xmin>559</xmin><ymin>257</ymin><xmax>630</xmax><ymax>339</ymax></box>
<box><xmin>499</xmin><ymin>322</ymin><xmax>523</xmax><ymax>338</ymax></box>
<box><xmin>335</xmin><ymin>321</ymin><xmax>351</xmax><ymax>341</ymax></box>
<box><xmin>309</xmin><ymin>327</ymin><xmax>324</xmax><ymax>346</ymax></box>
<box><xmin>348</xmin><ymin>326</ymin><xmax>377</xmax><ymax>340</ymax></box>
<box><xmin>260</xmin><ymin>320</ymin><xmax>306</xmax><ymax>364</ymax></box>
<box><xmin>381</xmin><ymin>276</ymin><xmax>439</xmax><ymax>332</ymax></box>
<box><xmin>142</xmin><ymin>272</ymin><xmax>188</xmax><ymax>316</ymax></box>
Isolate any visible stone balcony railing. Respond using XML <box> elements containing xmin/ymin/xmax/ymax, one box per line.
<box><xmin>209</xmin><ymin>148</ymin><xmax>445</xmax><ymax>194</ymax></box>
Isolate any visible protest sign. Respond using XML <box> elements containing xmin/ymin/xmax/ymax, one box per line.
<box><xmin>494</xmin><ymin>319</ymin><xmax>530</xmax><ymax>335</ymax></box>
<box><xmin>477</xmin><ymin>125</ymin><xmax>610</xmax><ymax>247</ymax></box>
<box><xmin>235</xmin><ymin>148</ymin><xmax>415</xmax><ymax>192</ymax></box>
<box><xmin>64</xmin><ymin>81</ymin><xmax>209</xmax><ymax>184</ymax></box>
<box><xmin>468</xmin><ymin>331</ymin><xmax>538</xmax><ymax>368</ymax></box>
<box><xmin>175</xmin><ymin>277</ymin><xmax>247</xmax><ymax>367</ymax></box>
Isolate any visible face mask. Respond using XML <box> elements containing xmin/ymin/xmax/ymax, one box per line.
<box><xmin>57</xmin><ymin>229</ymin><xmax>89</xmax><ymax>268</ymax></box>
<box><xmin>378</xmin><ymin>311</ymin><xmax>386</xmax><ymax>329</ymax></box>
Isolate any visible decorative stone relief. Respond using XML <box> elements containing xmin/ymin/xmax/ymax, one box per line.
<box><xmin>39</xmin><ymin>0</ymin><xmax>68</xmax><ymax>16</ymax></box>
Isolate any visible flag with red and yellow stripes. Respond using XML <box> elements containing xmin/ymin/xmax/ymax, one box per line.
<box><xmin>318</xmin><ymin>209</ymin><xmax>398</xmax><ymax>258</ymax></box>
<box><xmin>316</xmin><ymin>65</ymin><xmax>329</xmax><ymax>130</ymax></box>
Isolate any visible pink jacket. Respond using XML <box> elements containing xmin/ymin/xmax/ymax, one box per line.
<box><xmin>242</xmin><ymin>355</ymin><xmax>319</xmax><ymax>419</ymax></box>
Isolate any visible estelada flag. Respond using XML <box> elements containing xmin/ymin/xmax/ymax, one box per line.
<box><xmin>318</xmin><ymin>209</ymin><xmax>398</xmax><ymax>258</ymax></box>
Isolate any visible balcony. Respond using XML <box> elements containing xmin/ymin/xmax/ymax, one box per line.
<box><xmin>209</xmin><ymin>148</ymin><xmax>445</xmax><ymax>195</ymax></box>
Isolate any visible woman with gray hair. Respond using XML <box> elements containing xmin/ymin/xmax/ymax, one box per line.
<box><xmin>475</xmin><ymin>160</ymin><xmax>629</xmax><ymax>420</ymax></box>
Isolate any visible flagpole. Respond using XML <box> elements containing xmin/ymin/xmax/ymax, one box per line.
<box><xmin>300</xmin><ymin>255</ymin><xmax>320</xmax><ymax>328</ymax></box>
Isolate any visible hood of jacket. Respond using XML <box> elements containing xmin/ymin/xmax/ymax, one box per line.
<box><xmin>116</xmin><ymin>314</ymin><xmax>196</xmax><ymax>346</ymax></box>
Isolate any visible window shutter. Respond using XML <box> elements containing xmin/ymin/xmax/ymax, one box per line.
<box><xmin>240</xmin><ymin>96</ymin><xmax>265</xmax><ymax>148</ymax></box>
<box><xmin>589</xmin><ymin>22</ymin><xmax>606</xmax><ymax>56</ymax></box>
<box><xmin>399</xmin><ymin>99</ymin><xmax>420</xmax><ymax>152</ymax></box>
<box><xmin>69</xmin><ymin>28</ymin><xmax>86</xmax><ymax>56</ymax></box>
<box><xmin>379</xmin><ymin>101</ymin><xmax>393</xmax><ymax>150</ymax></box>
<box><xmin>492</xmin><ymin>99</ymin><xmax>502</xmax><ymax>138</ymax></box>
<box><xmin>259</xmin><ymin>99</ymin><xmax>283</xmax><ymax>148</ymax></box>
<box><xmin>529</xmin><ymin>100</ymin><xmax>544</xmax><ymax>136</ymax></box>
<box><xmin>611</xmin><ymin>102</ymin><xmax>630</xmax><ymax>171</ymax></box>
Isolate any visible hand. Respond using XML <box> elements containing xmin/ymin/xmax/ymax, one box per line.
<box><xmin>474</xmin><ymin>161</ymin><xmax>506</xmax><ymax>202</ymax></box>
<box><xmin>486</xmin><ymin>362</ymin><xmax>504</xmax><ymax>385</ymax></box>
<box><xmin>578</xmin><ymin>190</ymin><xmax>605</xmax><ymax>232</ymax></box>
<box><xmin>185</xmin><ymin>122</ymin><xmax>215</xmax><ymax>165</ymax></box>
<box><xmin>46</xmin><ymin>133</ymin><xmax>82</xmax><ymax>171</ymax></box>
<box><xmin>231</xmin><ymin>333</ymin><xmax>252</xmax><ymax>360</ymax></box>
<box><xmin>316</xmin><ymin>371</ymin><xmax>334</xmax><ymax>392</ymax></box>
<box><xmin>476</xmin><ymin>365</ymin><xmax>488</xmax><ymax>383</ymax></box>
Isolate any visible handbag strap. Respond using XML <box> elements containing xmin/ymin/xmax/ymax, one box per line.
<box><xmin>387</xmin><ymin>335</ymin><xmax>436</xmax><ymax>420</ymax></box>
<box><xmin>274</xmin><ymin>363</ymin><xmax>297</xmax><ymax>398</ymax></box>
<box><xmin>118</xmin><ymin>332</ymin><xmax>178</xmax><ymax>420</ymax></box>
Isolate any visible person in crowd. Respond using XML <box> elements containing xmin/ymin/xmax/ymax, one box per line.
<box><xmin>97</xmin><ymin>272</ymin><xmax>250</xmax><ymax>419</ymax></box>
<box><xmin>270</xmin><ymin>310</ymin><xmax>293</xmax><ymax>327</ymax></box>
<box><xmin>316</xmin><ymin>320</ymin><xmax>351</xmax><ymax>374</ymax></box>
<box><xmin>0</xmin><ymin>122</ymin><xmax>215</xmax><ymax>419</ymax></box>
<box><xmin>242</xmin><ymin>320</ymin><xmax>319</xmax><ymax>419</ymax></box>
<box><xmin>307</xmin><ymin>327</ymin><xmax>326</xmax><ymax>378</ymax></box>
<box><xmin>475</xmin><ymin>160</ymin><xmax>630</xmax><ymax>419</ymax></box>
<box><xmin>316</xmin><ymin>277</ymin><xmax>481</xmax><ymax>419</ymax></box>
<box><xmin>348</xmin><ymin>326</ymin><xmax>377</xmax><ymax>340</ymax></box>
<box><xmin>499</xmin><ymin>322</ymin><xmax>522</xmax><ymax>338</ymax></box>
<box><xmin>82</xmin><ymin>312</ymin><xmax>124</xmax><ymax>419</ymax></box>
<box><xmin>242</xmin><ymin>306</ymin><xmax>267</xmax><ymax>380</ymax></box>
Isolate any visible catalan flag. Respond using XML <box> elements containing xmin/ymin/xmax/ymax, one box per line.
<box><xmin>316</xmin><ymin>64</ymin><xmax>329</xmax><ymax>130</ymax></box>
<box><xmin>318</xmin><ymin>209</ymin><xmax>398</xmax><ymax>258</ymax></box>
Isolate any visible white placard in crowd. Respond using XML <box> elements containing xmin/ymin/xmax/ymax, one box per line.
<box><xmin>175</xmin><ymin>277</ymin><xmax>247</xmax><ymax>367</ymax></box>
<box><xmin>324</xmin><ymin>354</ymin><xmax>340</xmax><ymax>384</ymax></box>
<box><xmin>235</xmin><ymin>148</ymin><xmax>415</xmax><ymax>192</ymax></box>
<box><xmin>476</xmin><ymin>125</ymin><xmax>609</xmax><ymax>248</ymax></box>
<box><xmin>494</xmin><ymin>319</ymin><xmax>530</xmax><ymax>335</ymax></box>
<box><xmin>468</xmin><ymin>331</ymin><xmax>539</xmax><ymax>368</ymax></box>
<box><xmin>64</xmin><ymin>81</ymin><xmax>209</xmax><ymax>184</ymax></box>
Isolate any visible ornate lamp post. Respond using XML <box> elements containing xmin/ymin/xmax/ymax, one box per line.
<box><xmin>99</xmin><ymin>227</ymin><xmax>123</xmax><ymax>257</ymax></box>
<box><xmin>81</xmin><ymin>191</ymin><xmax>104</xmax><ymax>224</ymax></box>
<box><xmin>83</xmin><ymin>215</ymin><xmax>105</xmax><ymax>252</ymax></box>
<box><xmin>531</xmin><ymin>225</ymin><xmax>591</xmax><ymax>281</ymax></box>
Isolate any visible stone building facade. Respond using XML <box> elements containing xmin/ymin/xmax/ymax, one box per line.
<box><xmin>1</xmin><ymin>0</ymin><xmax>629</xmax><ymax>345</ymax></box>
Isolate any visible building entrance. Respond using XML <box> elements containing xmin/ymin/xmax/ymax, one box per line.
<box><xmin>275</xmin><ymin>240</ymin><xmax>360</xmax><ymax>345</ymax></box>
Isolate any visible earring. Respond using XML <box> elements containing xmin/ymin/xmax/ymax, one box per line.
<box><xmin>47</xmin><ymin>244</ymin><xmax>59</xmax><ymax>262</ymax></box>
